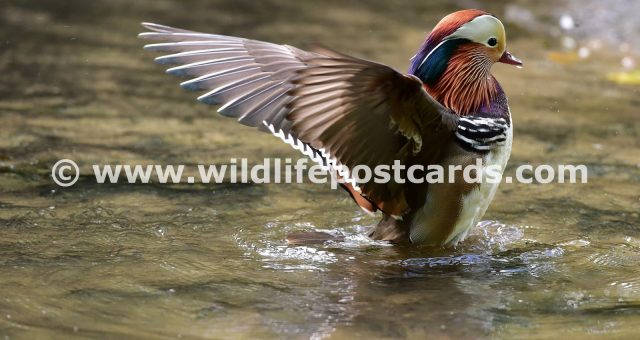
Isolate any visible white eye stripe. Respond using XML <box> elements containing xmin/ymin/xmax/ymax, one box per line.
<box><xmin>416</xmin><ymin>39</ymin><xmax>449</xmax><ymax>69</ymax></box>
<box><xmin>416</xmin><ymin>15</ymin><xmax>506</xmax><ymax>69</ymax></box>
<box><xmin>447</xmin><ymin>15</ymin><xmax>506</xmax><ymax>49</ymax></box>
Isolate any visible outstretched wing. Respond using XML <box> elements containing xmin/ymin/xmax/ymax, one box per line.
<box><xmin>139</xmin><ymin>22</ymin><xmax>316</xmax><ymax>135</ymax></box>
<box><xmin>286</xmin><ymin>47</ymin><xmax>459</xmax><ymax>215</ymax></box>
<box><xmin>140</xmin><ymin>23</ymin><xmax>459</xmax><ymax>216</ymax></box>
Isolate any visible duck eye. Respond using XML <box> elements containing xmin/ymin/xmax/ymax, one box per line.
<box><xmin>487</xmin><ymin>37</ymin><xmax>498</xmax><ymax>47</ymax></box>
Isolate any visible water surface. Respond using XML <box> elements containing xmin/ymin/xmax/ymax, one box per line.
<box><xmin>1</xmin><ymin>0</ymin><xmax>639</xmax><ymax>338</ymax></box>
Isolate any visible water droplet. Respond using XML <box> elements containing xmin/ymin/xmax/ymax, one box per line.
<box><xmin>621</xmin><ymin>56</ymin><xmax>635</xmax><ymax>69</ymax></box>
<box><xmin>561</xmin><ymin>36</ymin><xmax>576</xmax><ymax>50</ymax></box>
<box><xmin>578</xmin><ymin>47</ymin><xmax>590</xmax><ymax>59</ymax></box>
<box><xmin>154</xmin><ymin>226</ymin><xmax>167</xmax><ymax>237</ymax></box>
<box><xmin>559</xmin><ymin>14</ymin><xmax>575</xmax><ymax>30</ymax></box>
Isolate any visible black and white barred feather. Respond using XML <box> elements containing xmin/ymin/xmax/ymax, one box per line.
<box><xmin>455</xmin><ymin>116</ymin><xmax>508</xmax><ymax>151</ymax></box>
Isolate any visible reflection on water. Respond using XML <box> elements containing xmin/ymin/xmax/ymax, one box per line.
<box><xmin>1</xmin><ymin>0</ymin><xmax>639</xmax><ymax>338</ymax></box>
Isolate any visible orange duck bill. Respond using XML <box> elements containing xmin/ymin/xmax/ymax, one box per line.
<box><xmin>499</xmin><ymin>50</ymin><xmax>523</xmax><ymax>67</ymax></box>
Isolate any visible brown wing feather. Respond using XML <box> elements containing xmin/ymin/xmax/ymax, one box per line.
<box><xmin>139</xmin><ymin>22</ymin><xmax>319</xmax><ymax>136</ymax></box>
<box><xmin>287</xmin><ymin>47</ymin><xmax>458</xmax><ymax>215</ymax></box>
<box><xmin>140</xmin><ymin>24</ymin><xmax>458</xmax><ymax>216</ymax></box>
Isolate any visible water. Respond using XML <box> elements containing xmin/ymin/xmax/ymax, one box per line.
<box><xmin>1</xmin><ymin>0</ymin><xmax>639</xmax><ymax>338</ymax></box>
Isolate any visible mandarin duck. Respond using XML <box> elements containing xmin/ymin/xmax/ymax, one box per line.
<box><xmin>140</xmin><ymin>9</ymin><xmax>522</xmax><ymax>246</ymax></box>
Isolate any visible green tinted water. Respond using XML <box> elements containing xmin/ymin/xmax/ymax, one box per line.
<box><xmin>1</xmin><ymin>0</ymin><xmax>639</xmax><ymax>338</ymax></box>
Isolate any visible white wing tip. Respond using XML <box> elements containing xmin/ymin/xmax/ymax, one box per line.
<box><xmin>140</xmin><ymin>22</ymin><xmax>174</xmax><ymax>32</ymax></box>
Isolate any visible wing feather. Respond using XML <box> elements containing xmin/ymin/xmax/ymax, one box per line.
<box><xmin>140</xmin><ymin>23</ymin><xmax>458</xmax><ymax>215</ymax></box>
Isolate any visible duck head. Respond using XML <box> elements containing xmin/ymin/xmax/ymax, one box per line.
<box><xmin>409</xmin><ymin>9</ymin><xmax>522</xmax><ymax>115</ymax></box>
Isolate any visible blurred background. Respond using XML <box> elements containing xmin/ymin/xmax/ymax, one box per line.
<box><xmin>1</xmin><ymin>0</ymin><xmax>639</xmax><ymax>339</ymax></box>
